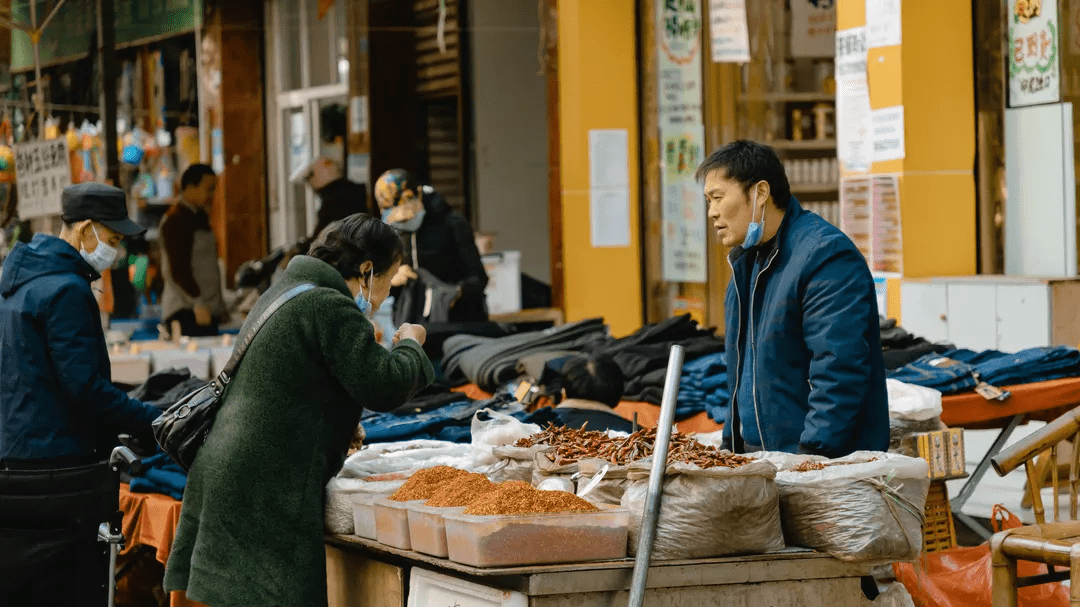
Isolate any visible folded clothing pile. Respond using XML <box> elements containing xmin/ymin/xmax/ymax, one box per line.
<box><xmin>442</xmin><ymin>318</ymin><xmax>610</xmax><ymax>391</ymax></box>
<box><xmin>129</xmin><ymin>452</ymin><xmax>187</xmax><ymax>501</ymax></box>
<box><xmin>879</xmin><ymin>317</ymin><xmax>952</xmax><ymax>370</ymax></box>
<box><xmin>360</xmin><ymin>395</ymin><xmax>561</xmax><ymax>444</ymax></box>
<box><xmin>888</xmin><ymin>346</ymin><xmax>1080</xmax><ymax>394</ymax></box>
<box><xmin>677</xmin><ymin>352</ymin><xmax>729</xmax><ymax>422</ymax></box>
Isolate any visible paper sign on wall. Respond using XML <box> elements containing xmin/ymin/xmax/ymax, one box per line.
<box><xmin>708</xmin><ymin>0</ymin><xmax>750</xmax><ymax>63</ymax></box>
<box><xmin>588</xmin><ymin>129</ymin><xmax>631</xmax><ymax>248</ymax></box>
<box><xmin>871</xmin><ymin>106</ymin><xmax>905</xmax><ymax>162</ymax></box>
<box><xmin>1008</xmin><ymin>0</ymin><xmax>1061</xmax><ymax>107</ymax></box>
<box><xmin>15</xmin><ymin>138</ymin><xmax>72</xmax><ymax>219</ymax></box>
<box><xmin>661</xmin><ymin>122</ymin><xmax>708</xmax><ymax>283</ymax></box>
<box><xmin>866</xmin><ymin>0</ymin><xmax>902</xmax><ymax>48</ymax></box>
<box><xmin>836</xmin><ymin>27</ymin><xmax>871</xmax><ymax>172</ymax></box>
<box><xmin>791</xmin><ymin>0</ymin><xmax>837</xmax><ymax>58</ymax></box>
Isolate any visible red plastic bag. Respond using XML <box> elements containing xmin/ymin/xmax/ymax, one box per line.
<box><xmin>894</xmin><ymin>505</ymin><xmax>1070</xmax><ymax>607</ymax></box>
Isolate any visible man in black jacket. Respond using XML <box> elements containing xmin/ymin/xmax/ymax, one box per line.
<box><xmin>0</xmin><ymin>183</ymin><xmax>159</xmax><ymax>603</ymax></box>
<box><xmin>294</xmin><ymin>156</ymin><xmax>372</xmax><ymax>239</ymax></box>
<box><xmin>374</xmin><ymin>169</ymin><xmax>489</xmax><ymax>322</ymax></box>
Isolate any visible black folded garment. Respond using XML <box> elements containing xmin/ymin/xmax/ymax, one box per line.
<box><xmin>127</xmin><ymin>367</ymin><xmax>194</xmax><ymax>402</ymax></box>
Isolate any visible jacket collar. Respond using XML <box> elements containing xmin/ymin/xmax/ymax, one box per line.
<box><xmin>281</xmin><ymin>255</ymin><xmax>353</xmax><ymax>298</ymax></box>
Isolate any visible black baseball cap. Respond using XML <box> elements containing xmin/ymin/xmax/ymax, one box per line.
<box><xmin>61</xmin><ymin>182</ymin><xmax>145</xmax><ymax>237</ymax></box>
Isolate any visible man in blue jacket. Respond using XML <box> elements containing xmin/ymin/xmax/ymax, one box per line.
<box><xmin>699</xmin><ymin>140</ymin><xmax>888</xmax><ymax>458</ymax></box>
<box><xmin>0</xmin><ymin>182</ymin><xmax>159</xmax><ymax>603</ymax></box>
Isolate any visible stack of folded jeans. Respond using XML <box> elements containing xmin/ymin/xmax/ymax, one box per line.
<box><xmin>676</xmin><ymin>352</ymin><xmax>729</xmax><ymax>422</ymax></box>
<box><xmin>361</xmin><ymin>395</ymin><xmax>519</xmax><ymax>443</ymax></box>
<box><xmin>442</xmin><ymin>319</ymin><xmax>610</xmax><ymax>391</ymax></box>
<box><xmin>879</xmin><ymin>316</ymin><xmax>953</xmax><ymax>370</ymax></box>
<box><xmin>887</xmin><ymin>346</ymin><xmax>1080</xmax><ymax>394</ymax></box>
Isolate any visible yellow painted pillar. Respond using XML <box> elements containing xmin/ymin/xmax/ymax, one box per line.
<box><xmin>837</xmin><ymin>0</ymin><xmax>977</xmax><ymax>281</ymax></box>
<box><xmin>557</xmin><ymin>0</ymin><xmax>643</xmax><ymax>336</ymax></box>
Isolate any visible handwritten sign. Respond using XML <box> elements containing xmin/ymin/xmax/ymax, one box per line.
<box><xmin>15</xmin><ymin>138</ymin><xmax>73</xmax><ymax>219</ymax></box>
<box><xmin>791</xmin><ymin>0</ymin><xmax>836</xmax><ymax>57</ymax></box>
<box><xmin>1009</xmin><ymin>0</ymin><xmax>1060</xmax><ymax>107</ymax></box>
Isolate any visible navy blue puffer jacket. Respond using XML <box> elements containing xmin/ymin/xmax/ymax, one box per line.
<box><xmin>0</xmin><ymin>234</ymin><xmax>158</xmax><ymax>464</ymax></box>
<box><xmin>723</xmin><ymin>198</ymin><xmax>889</xmax><ymax>457</ymax></box>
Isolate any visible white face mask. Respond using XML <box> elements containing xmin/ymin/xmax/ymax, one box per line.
<box><xmin>80</xmin><ymin>224</ymin><xmax>118</xmax><ymax>273</ymax></box>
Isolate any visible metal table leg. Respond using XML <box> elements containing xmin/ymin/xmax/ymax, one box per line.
<box><xmin>950</xmin><ymin>414</ymin><xmax>1024</xmax><ymax>539</ymax></box>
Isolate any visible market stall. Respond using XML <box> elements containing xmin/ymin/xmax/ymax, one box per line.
<box><xmin>324</xmin><ymin>536</ymin><xmax>873</xmax><ymax>607</ymax></box>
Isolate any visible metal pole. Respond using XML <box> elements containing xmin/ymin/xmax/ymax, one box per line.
<box><xmin>30</xmin><ymin>0</ymin><xmax>42</xmax><ymax>140</ymax></box>
<box><xmin>627</xmin><ymin>344</ymin><xmax>684</xmax><ymax>607</ymax></box>
<box><xmin>96</xmin><ymin>0</ymin><xmax>119</xmax><ymax>185</ymax></box>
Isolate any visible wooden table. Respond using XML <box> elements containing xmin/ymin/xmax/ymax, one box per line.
<box><xmin>325</xmin><ymin>535</ymin><xmax>872</xmax><ymax>607</ymax></box>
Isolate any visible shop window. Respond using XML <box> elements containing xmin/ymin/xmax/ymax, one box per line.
<box><xmin>276</xmin><ymin>0</ymin><xmax>348</xmax><ymax>91</ymax></box>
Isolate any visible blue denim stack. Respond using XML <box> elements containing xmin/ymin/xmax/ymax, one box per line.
<box><xmin>887</xmin><ymin>346</ymin><xmax>1080</xmax><ymax>394</ymax></box>
<box><xmin>675</xmin><ymin>352</ymin><xmax>729</xmax><ymax>422</ymax></box>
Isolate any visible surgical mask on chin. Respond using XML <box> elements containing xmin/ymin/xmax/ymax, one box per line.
<box><xmin>742</xmin><ymin>193</ymin><xmax>767</xmax><ymax>249</ymax></box>
<box><xmin>80</xmin><ymin>225</ymin><xmax>118</xmax><ymax>273</ymax></box>
<box><xmin>354</xmin><ymin>267</ymin><xmax>375</xmax><ymax>318</ymax></box>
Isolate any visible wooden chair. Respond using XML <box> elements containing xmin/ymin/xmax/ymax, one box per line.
<box><xmin>989</xmin><ymin>406</ymin><xmax>1080</xmax><ymax>606</ymax></box>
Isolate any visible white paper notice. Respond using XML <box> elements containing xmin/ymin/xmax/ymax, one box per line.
<box><xmin>589</xmin><ymin>129</ymin><xmax>631</xmax><ymax>248</ymax></box>
<box><xmin>866</xmin><ymin>0</ymin><xmax>902</xmax><ymax>48</ymax></box>
<box><xmin>836</xmin><ymin>27</ymin><xmax>872</xmax><ymax>172</ymax></box>
<box><xmin>590</xmin><ymin>188</ymin><xmax>631</xmax><ymax>248</ymax></box>
<box><xmin>660</xmin><ymin>122</ymin><xmax>708</xmax><ymax>283</ymax></box>
<box><xmin>708</xmin><ymin>0</ymin><xmax>750</xmax><ymax>63</ymax></box>
<box><xmin>790</xmin><ymin>0</ymin><xmax>836</xmax><ymax>58</ymax></box>
<box><xmin>14</xmin><ymin>138</ymin><xmax>72</xmax><ymax>219</ymax></box>
<box><xmin>871</xmin><ymin>106</ymin><xmax>905</xmax><ymax>162</ymax></box>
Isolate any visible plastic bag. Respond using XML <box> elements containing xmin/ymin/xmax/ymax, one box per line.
<box><xmin>337</xmin><ymin>440</ymin><xmax>480</xmax><ymax>479</ymax></box>
<box><xmin>774</xmin><ymin>451</ymin><xmax>929</xmax><ymax>564</ymax></box>
<box><xmin>324</xmin><ymin>476</ymin><xmax>406</xmax><ymax>534</ymax></box>
<box><xmin>471</xmin><ymin>408</ymin><xmax>541</xmax><ymax>448</ymax></box>
<box><xmin>874</xmin><ymin>583</ymin><xmax>916</xmax><ymax>607</ymax></box>
<box><xmin>895</xmin><ymin>506</ymin><xmax>1069</xmax><ymax>607</ymax></box>
<box><xmin>692</xmin><ymin>430</ymin><xmax>725</xmax><ymax>449</ymax></box>
<box><xmin>621</xmin><ymin>459</ymin><xmax>785</xmax><ymax>559</ymax></box>
<box><xmin>887</xmin><ymin>379</ymin><xmax>943</xmax><ymax>421</ymax></box>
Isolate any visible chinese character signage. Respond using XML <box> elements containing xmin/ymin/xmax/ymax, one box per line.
<box><xmin>709</xmin><ymin>0</ymin><xmax>750</xmax><ymax>62</ymax></box>
<box><xmin>15</xmin><ymin>138</ymin><xmax>73</xmax><ymax>219</ymax></box>
<box><xmin>658</xmin><ymin>0</ymin><xmax>707</xmax><ymax>283</ymax></box>
<box><xmin>1009</xmin><ymin>0</ymin><xmax>1060</xmax><ymax>107</ymax></box>
<box><xmin>791</xmin><ymin>0</ymin><xmax>836</xmax><ymax>58</ymax></box>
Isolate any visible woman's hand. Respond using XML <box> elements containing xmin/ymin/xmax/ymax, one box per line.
<box><xmin>391</xmin><ymin>264</ymin><xmax>419</xmax><ymax>287</ymax></box>
<box><xmin>393</xmin><ymin>323</ymin><xmax>427</xmax><ymax>346</ymax></box>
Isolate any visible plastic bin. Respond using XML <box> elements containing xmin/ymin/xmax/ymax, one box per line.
<box><xmin>350</xmin><ymin>492</ymin><xmax>388</xmax><ymax>540</ymax></box>
<box><xmin>375</xmin><ymin>498</ymin><xmax>422</xmax><ymax>550</ymax></box>
<box><xmin>443</xmin><ymin>508</ymin><xmax>629</xmax><ymax>567</ymax></box>
<box><xmin>407</xmin><ymin>503</ymin><xmax>467</xmax><ymax>558</ymax></box>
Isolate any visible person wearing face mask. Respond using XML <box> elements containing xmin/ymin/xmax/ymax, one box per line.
<box><xmin>0</xmin><ymin>182</ymin><xmax>160</xmax><ymax>604</ymax></box>
<box><xmin>163</xmin><ymin>213</ymin><xmax>433</xmax><ymax>607</ymax></box>
<box><xmin>160</xmin><ymin>163</ymin><xmax>227</xmax><ymax>337</ymax></box>
<box><xmin>374</xmin><ymin>169</ymin><xmax>490</xmax><ymax>323</ymax></box>
<box><xmin>700</xmin><ymin>140</ymin><xmax>888</xmax><ymax>459</ymax></box>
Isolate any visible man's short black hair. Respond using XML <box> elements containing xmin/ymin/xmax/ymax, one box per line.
<box><xmin>180</xmin><ymin>164</ymin><xmax>217</xmax><ymax>191</ymax></box>
<box><xmin>695</xmin><ymin>140</ymin><xmax>791</xmax><ymax>211</ymax></box>
<box><xmin>562</xmin><ymin>353</ymin><xmax>625</xmax><ymax>408</ymax></box>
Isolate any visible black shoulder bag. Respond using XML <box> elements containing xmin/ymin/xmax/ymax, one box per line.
<box><xmin>152</xmin><ymin>283</ymin><xmax>316</xmax><ymax>470</ymax></box>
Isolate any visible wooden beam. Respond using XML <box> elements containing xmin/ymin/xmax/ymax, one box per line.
<box><xmin>543</xmin><ymin>0</ymin><xmax>563</xmax><ymax>311</ymax></box>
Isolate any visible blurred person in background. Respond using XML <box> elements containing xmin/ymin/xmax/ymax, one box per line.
<box><xmin>160</xmin><ymin>164</ymin><xmax>226</xmax><ymax>337</ymax></box>
<box><xmin>554</xmin><ymin>353</ymin><xmax>633</xmax><ymax>434</ymax></box>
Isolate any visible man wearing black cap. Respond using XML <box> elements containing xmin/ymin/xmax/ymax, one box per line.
<box><xmin>0</xmin><ymin>182</ymin><xmax>160</xmax><ymax>604</ymax></box>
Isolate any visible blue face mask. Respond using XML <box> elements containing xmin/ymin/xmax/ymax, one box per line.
<box><xmin>390</xmin><ymin>208</ymin><xmax>426</xmax><ymax>233</ymax></box>
<box><xmin>742</xmin><ymin>190</ymin><xmax>767</xmax><ymax>249</ymax></box>
<box><xmin>355</xmin><ymin>267</ymin><xmax>374</xmax><ymax>318</ymax></box>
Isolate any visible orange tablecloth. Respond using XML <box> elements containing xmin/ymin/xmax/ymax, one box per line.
<box><xmin>119</xmin><ymin>484</ymin><xmax>206</xmax><ymax>607</ymax></box>
<box><xmin>940</xmin><ymin>377</ymin><xmax>1080</xmax><ymax>429</ymax></box>
<box><xmin>614</xmin><ymin>402</ymin><xmax>724</xmax><ymax>434</ymax></box>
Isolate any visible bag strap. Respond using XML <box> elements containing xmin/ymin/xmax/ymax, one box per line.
<box><xmin>212</xmin><ymin>282</ymin><xmax>316</xmax><ymax>393</ymax></box>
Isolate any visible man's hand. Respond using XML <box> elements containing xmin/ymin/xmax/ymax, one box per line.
<box><xmin>391</xmin><ymin>264</ymin><xmax>419</xmax><ymax>287</ymax></box>
<box><xmin>194</xmin><ymin>304</ymin><xmax>213</xmax><ymax>327</ymax></box>
<box><xmin>393</xmin><ymin>323</ymin><xmax>427</xmax><ymax>346</ymax></box>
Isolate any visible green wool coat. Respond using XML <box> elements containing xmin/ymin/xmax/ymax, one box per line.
<box><xmin>163</xmin><ymin>256</ymin><xmax>434</xmax><ymax>607</ymax></box>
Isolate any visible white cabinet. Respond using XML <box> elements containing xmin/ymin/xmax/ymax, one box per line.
<box><xmin>901</xmin><ymin>277</ymin><xmax>1080</xmax><ymax>352</ymax></box>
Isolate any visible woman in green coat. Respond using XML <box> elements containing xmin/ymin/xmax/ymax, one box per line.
<box><xmin>164</xmin><ymin>214</ymin><xmax>434</xmax><ymax>606</ymax></box>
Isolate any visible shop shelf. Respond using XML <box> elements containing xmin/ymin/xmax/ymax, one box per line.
<box><xmin>375</xmin><ymin>498</ymin><xmax>422</xmax><ymax>550</ymax></box>
<box><xmin>770</xmin><ymin>139</ymin><xmax>837</xmax><ymax>151</ymax></box>
<box><xmin>407</xmin><ymin>503</ymin><xmax>467</xmax><ymax>558</ymax></box>
<box><xmin>443</xmin><ymin>508</ymin><xmax>629</xmax><ymax>568</ymax></box>
<box><xmin>739</xmin><ymin>92</ymin><xmax>836</xmax><ymax>103</ymax></box>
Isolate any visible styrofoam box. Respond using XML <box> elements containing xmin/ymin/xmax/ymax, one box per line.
<box><xmin>408</xmin><ymin>567</ymin><xmax>527</xmax><ymax>607</ymax></box>
<box><xmin>481</xmin><ymin>251</ymin><xmax>521</xmax><ymax>316</ymax></box>
<box><xmin>149</xmin><ymin>349</ymin><xmax>212</xmax><ymax>380</ymax></box>
<box><xmin>110</xmin><ymin>353</ymin><xmax>152</xmax><ymax>385</ymax></box>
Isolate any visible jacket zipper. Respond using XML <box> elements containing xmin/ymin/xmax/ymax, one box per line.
<box><xmin>748</xmin><ymin>248</ymin><xmax>780</xmax><ymax>451</ymax></box>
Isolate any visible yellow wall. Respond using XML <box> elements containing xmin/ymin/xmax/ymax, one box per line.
<box><xmin>557</xmin><ymin>0</ymin><xmax>643</xmax><ymax>337</ymax></box>
<box><xmin>838</xmin><ymin>0</ymin><xmax>977</xmax><ymax>280</ymax></box>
